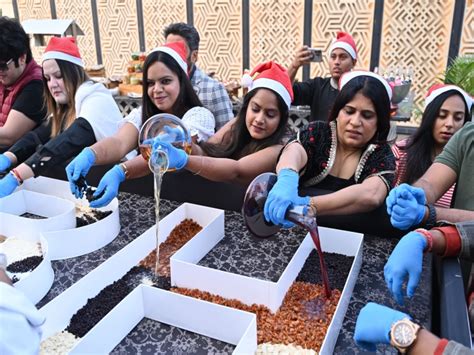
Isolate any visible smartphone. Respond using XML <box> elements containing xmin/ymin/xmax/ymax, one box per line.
<box><xmin>308</xmin><ymin>48</ymin><xmax>323</xmax><ymax>62</ymax></box>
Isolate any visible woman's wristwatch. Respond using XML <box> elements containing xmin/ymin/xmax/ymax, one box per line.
<box><xmin>390</xmin><ymin>318</ymin><xmax>421</xmax><ymax>353</ymax></box>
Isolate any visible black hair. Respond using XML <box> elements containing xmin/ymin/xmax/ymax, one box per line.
<box><xmin>163</xmin><ymin>22</ymin><xmax>200</xmax><ymax>51</ymax></box>
<box><xmin>399</xmin><ymin>90</ymin><xmax>470</xmax><ymax>184</ymax></box>
<box><xmin>0</xmin><ymin>16</ymin><xmax>32</xmax><ymax>65</ymax></box>
<box><xmin>200</xmin><ymin>88</ymin><xmax>289</xmax><ymax>159</ymax></box>
<box><xmin>328</xmin><ymin>75</ymin><xmax>391</xmax><ymax>144</ymax></box>
<box><xmin>141</xmin><ymin>50</ymin><xmax>202</xmax><ymax>125</ymax></box>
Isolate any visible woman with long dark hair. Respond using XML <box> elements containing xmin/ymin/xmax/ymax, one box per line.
<box><xmin>66</xmin><ymin>41</ymin><xmax>207</xmax><ymax>206</ymax></box>
<box><xmin>392</xmin><ymin>84</ymin><xmax>471</xmax><ymax>208</ymax></box>
<box><xmin>0</xmin><ymin>37</ymin><xmax>122</xmax><ymax>197</ymax></box>
<box><xmin>149</xmin><ymin>61</ymin><xmax>293</xmax><ymax>185</ymax></box>
<box><xmin>263</xmin><ymin>71</ymin><xmax>397</xmax><ymax>225</ymax></box>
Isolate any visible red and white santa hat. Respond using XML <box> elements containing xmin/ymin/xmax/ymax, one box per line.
<box><xmin>42</xmin><ymin>37</ymin><xmax>84</xmax><ymax>68</ymax></box>
<box><xmin>424</xmin><ymin>83</ymin><xmax>473</xmax><ymax>111</ymax></box>
<box><xmin>328</xmin><ymin>31</ymin><xmax>358</xmax><ymax>60</ymax></box>
<box><xmin>339</xmin><ymin>70</ymin><xmax>392</xmax><ymax>100</ymax></box>
<box><xmin>241</xmin><ymin>61</ymin><xmax>293</xmax><ymax>109</ymax></box>
<box><xmin>151</xmin><ymin>41</ymin><xmax>188</xmax><ymax>75</ymax></box>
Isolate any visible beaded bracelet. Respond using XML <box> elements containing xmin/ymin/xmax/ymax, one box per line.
<box><xmin>415</xmin><ymin>228</ymin><xmax>433</xmax><ymax>254</ymax></box>
<box><xmin>10</xmin><ymin>168</ymin><xmax>23</xmax><ymax>185</ymax></box>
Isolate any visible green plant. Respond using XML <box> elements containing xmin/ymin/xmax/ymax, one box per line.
<box><xmin>441</xmin><ymin>55</ymin><xmax>474</xmax><ymax>95</ymax></box>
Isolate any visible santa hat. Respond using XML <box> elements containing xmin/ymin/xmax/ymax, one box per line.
<box><xmin>328</xmin><ymin>31</ymin><xmax>357</xmax><ymax>60</ymax></box>
<box><xmin>424</xmin><ymin>83</ymin><xmax>473</xmax><ymax>111</ymax></box>
<box><xmin>151</xmin><ymin>41</ymin><xmax>188</xmax><ymax>75</ymax></box>
<box><xmin>241</xmin><ymin>61</ymin><xmax>293</xmax><ymax>108</ymax></box>
<box><xmin>339</xmin><ymin>70</ymin><xmax>392</xmax><ymax>101</ymax></box>
<box><xmin>42</xmin><ymin>37</ymin><xmax>84</xmax><ymax>68</ymax></box>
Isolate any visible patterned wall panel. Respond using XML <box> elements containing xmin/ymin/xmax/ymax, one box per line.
<box><xmin>17</xmin><ymin>0</ymin><xmax>51</xmax><ymax>63</ymax></box>
<box><xmin>310</xmin><ymin>0</ymin><xmax>375</xmax><ymax>79</ymax></box>
<box><xmin>380</xmin><ymin>0</ymin><xmax>454</xmax><ymax>106</ymax></box>
<box><xmin>142</xmin><ymin>0</ymin><xmax>187</xmax><ymax>51</ymax></box>
<box><xmin>55</xmin><ymin>1</ymin><xmax>96</xmax><ymax>68</ymax></box>
<box><xmin>460</xmin><ymin>0</ymin><xmax>474</xmax><ymax>56</ymax></box>
<box><xmin>96</xmin><ymin>0</ymin><xmax>139</xmax><ymax>76</ymax></box>
<box><xmin>249</xmin><ymin>0</ymin><xmax>305</xmax><ymax>81</ymax></box>
<box><xmin>193</xmin><ymin>0</ymin><xmax>242</xmax><ymax>81</ymax></box>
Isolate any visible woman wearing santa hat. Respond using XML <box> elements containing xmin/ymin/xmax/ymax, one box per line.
<box><xmin>147</xmin><ymin>61</ymin><xmax>293</xmax><ymax>184</ymax></box>
<box><xmin>66</xmin><ymin>41</ymin><xmax>210</xmax><ymax>207</ymax></box>
<box><xmin>392</xmin><ymin>84</ymin><xmax>472</xmax><ymax>208</ymax></box>
<box><xmin>263</xmin><ymin>71</ymin><xmax>396</xmax><ymax>226</ymax></box>
<box><xmin>0</xmin><ymin>37</ymin><xmax>122</xmax><ymax>197</ymax></box>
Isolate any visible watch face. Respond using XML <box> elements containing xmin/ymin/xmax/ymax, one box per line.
<box><xmin>393</xmin><ymin>323</ymin><xmax>415</xmax><ymax>347</ymax></box>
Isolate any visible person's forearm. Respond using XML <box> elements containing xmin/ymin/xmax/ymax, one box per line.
<box><xmin>3</xmin><ymin>152</ymin><xmax>18</xmax><ymax>167</ymax></box>
<box><xmin>185</xmin><ymin>155</ymin><xmax>249</xmax><ymax>184</ymax></box>
<box><xmin>123</xmin><ymin>155</ymin><xmax>151</xmax><ymax>179</ymax></box>
<box><xmin>12</xmin><ymin>163</ymin><xmax>35</xmax><ymax>182</ymax></box>
<box><xmin>408</xmin><ymin>329</ymin><xmax>439</xmax><ymax>355</ymax></box>
<box><xmin>91</xmin><ymin>137</ymin><xmax>134</xmax><ymax>165</ymax></box>
<box><xmin>435</xmin><ymin>207</ymin><xmax>474</xmax><ymax>223</ymax></box>
<box><xmin>429</xmin><ymin>230</ymin><xmax>447</xmax><ymax>255</ymax></box>
<box><xmin>310</xmin><ymin>182</ymin><xmax>385</xmax><ymax>215</ymax></box>
<box><xmin>275</xmin><ymin>143</ymin><xmax>307</xmax><ymax>173</ymax></box>
<box><xmin>287</xmin><ymin>63</ymin><xmax>299</xmax><ymax>83</ymax></box>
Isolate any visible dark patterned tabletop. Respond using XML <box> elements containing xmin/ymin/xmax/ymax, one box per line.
<box><xmin>39</xmin><ymin>192</ymin><xmax>431</xmax><ymax>354</ymax></box>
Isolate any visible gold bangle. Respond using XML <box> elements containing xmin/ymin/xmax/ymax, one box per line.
<box><xmin>119</xmin><ymin>163</ymin><xmax>129</xmax><ymax>179</ymax></box>
<box><xmin>193</xmin><ymin>156</ymin><xmax>204</xmax><ymax>176</ymax></box>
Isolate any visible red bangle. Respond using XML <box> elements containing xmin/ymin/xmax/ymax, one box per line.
<box><xmin>434</xmin><ymin>338</ymin><xmax>449</xmax><ymax>355</ymax></box>
<box><xmin>10</xmin><ymin>168</ymin><xmax>23</xmax><ymax>185</ymax></box>
<box><xmin>415</xmin><ymin>228</ymin><xmax>433</xmax><ymax>253</ymax></box>
<box><xmin>432</xmin><ymin>226</ymin><xmax>461</xmax><ymax>258</ymax></box>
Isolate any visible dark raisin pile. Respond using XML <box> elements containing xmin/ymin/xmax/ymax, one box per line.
<box><xmin>76</xmin><ymin>210</ymin><xmax>112</xmax><ymax>227</ymax></box>
<box><xmin>66</xmin><ymin>266</ymin><xmax>152</xmax><ymax>337</ymax></box>
<box><xmin>7</xmin><ymin>256</ymin><xmax>43</xmax><ymax>273</ymax></box>
<box><xmin>296</xmin><ymin>250</ymin><xmax>354</xmax><ymax>291</ymax></box>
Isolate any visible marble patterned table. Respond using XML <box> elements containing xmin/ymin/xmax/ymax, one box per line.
<box><xmin>38</xmin><ymin>191</ymin><xmax>431</xmax><ymax>354</ymax></box>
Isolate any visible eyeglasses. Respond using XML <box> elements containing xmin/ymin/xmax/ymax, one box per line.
<box><xmin>0</xmin><ymin>59</ymin><xmax>13</xmax><ymax>72</ymax></box>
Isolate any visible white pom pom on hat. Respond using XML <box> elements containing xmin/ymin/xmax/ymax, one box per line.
<box><xmin>240</xmin><ymin>61</ymin><xmax>293</xmax><ymax>109</ymax></box>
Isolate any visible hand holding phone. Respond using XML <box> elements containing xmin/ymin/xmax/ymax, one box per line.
<box><xmin>308</xmin><ymin>48</ymin><xmax>323</xmax><ymax>62</ymax></box>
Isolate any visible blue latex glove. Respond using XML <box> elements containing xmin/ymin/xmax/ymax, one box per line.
<box><xmin>386</xmin><ymin>183</ymin><xmax>426</xmax><ymax>216</ymax></box>
<box><xmin>0</xmin><ymin>173</ymin><xmax>20</xmax><ymax>198</ymax></box>
<box><xmin>66</xmin><ymin>148</ymin><xmax>96</xmax><ymax>198</ymax></box>
<box><xmin>0</xmin><ymin>154</ymin><xmax>12</xmax><ymax>173</ymax></box>
<box><xmin>389</xmin><ymin>191</ymin><xmax>426</xmax><ymax>230</ymax></box>
<box><xmin>151</xmin><ymin>139</ymin><xmax>188</xmax><ymax>170</ymax></box>
<box><xmin>354</xmin><ymin>302</ymin><xmax>410</xmax><ymax>352</ymax></box>
<box><xmin>263</xmin><ymin>168</ymin><xmax>310</xmax><ymax>228</ymax></box>
<box><xmin>384</xmin><ymin>231</ymin><xmax>426</xmax><ymax>305</ymax></box>
<box><xmin>89</xmin><ymin>165</ymin><xmax>125</xmax><ymax>208</ymax></box>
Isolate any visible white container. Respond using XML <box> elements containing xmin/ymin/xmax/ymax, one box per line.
<box><xmin>39</xmin><ymin>203</ymin><xmax>225</xmax><ymax>339</ymax></box>
<box><xmin>171</xmin><ymin>224</ymin><xmax>363</xmax><ymax>355</ymax></box>
<box><xmin>17</xmin><ymin>176</ymin><xmax>120</xmax><ymax>260</ymax></box>
<box><xmin>0</xmin><ymin>229</ymin><xmax>55</xmax><ymax>305</ymax></box>
<box><xmin>70</xmin><ymin>285</ymin><xmax>257</xmax><ymax>354</ymax></box>
<box><xmin>0</xmin><ymin>190</ymin><xmax>76</xmax><ymax>241</ymax></box>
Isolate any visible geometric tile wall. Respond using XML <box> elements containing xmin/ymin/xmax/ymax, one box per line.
<box><xmin>142</xmin><ymin>0</ymin><xmax>187</xmax><ymax>51</ymax></box>
<box><xmin>310</xmin><ymin>0</ymin><xmax>375</xmax><ymax>80</ymax></box>
<box><xmin>193</xmin><ymin>0</ymin><xmax>242</xmax><ymax>82</ymax></box>
<box><xmin>380</xmin><ymin>0</ymin><xmax>455</xmax><ymax>106</ymax></box>
<box><xmin>460</xmin><ymin>1</ymin><xmax>474</xmax><ymax>58</ymax></box>
<box><xmin>249</xmin><ymin>0</ymin><xmax>305</xmax><ymax>80</ymax></box>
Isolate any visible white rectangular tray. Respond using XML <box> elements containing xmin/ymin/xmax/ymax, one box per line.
<box><xmin>171</xmin><ymin>224</ymin><xmax>363</xmax><ymax>354</ymax></box>
<box><xmin>70</xmin><ymin>285</ymin><xmax>257</xmax><ymax>354</ymax></box>
<box><xmin>39</xmin><ymin>203</ymin><xmax>224</xmax><ymax>339</ymax></box>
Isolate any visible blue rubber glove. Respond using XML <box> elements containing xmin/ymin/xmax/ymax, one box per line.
<box><xmin>0</xmin><ymin>154</ymin><xmax>12</xmax><ymax>173</ymax></box>
<box><xmin>390</xmin><ymin>191</ymin><xmax>426</xmax><ymax>230</ymax></box>
<box><xmin>89</xmin><ymin>165</ymin><xmax>125</xmax><ymax>208</ymax></box>
<box><xmin>0</xmin><ymin>172</ymin><xmax>20</xmax><ymax>198</ymax></box>
<box><xmin>151</xmin><ymin>139</ymin><xmax>188</xmax><ymax>170</ymax></box>
<box><xmin>386</xmin><ymin>183</ymin><xmax>426</xmax><ymax>216</ymax></box>
<box><xmin>354</xmin><ymin>302</ymin><xmax>410</xmax><ymax>352</ymax></box>
<box><xmin>384</xmin><ymin>231</ymin><xmax>426</xmax><ymax>305</ymax></box>
<box><xmin>66</xmin><ymin>148</ymin><xmax>96</xmax><ymax>198</ymax></box>
<box><xmin>263</xmin><ymin>168</ymin><xmax>310</xmax><ymax>228</ymax></box>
